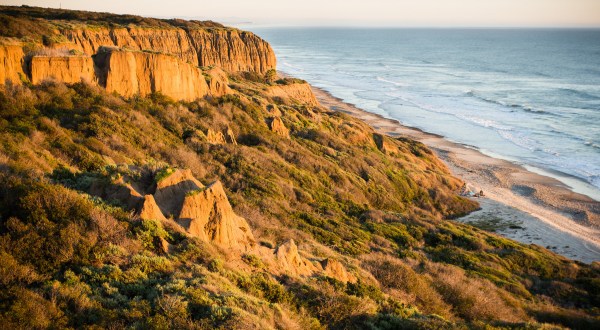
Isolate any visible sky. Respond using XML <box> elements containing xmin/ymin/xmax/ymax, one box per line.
<box><xmin>2</xmin><ymin>0</ymin><xmax>600</xmax><ymax>27</ymax></box>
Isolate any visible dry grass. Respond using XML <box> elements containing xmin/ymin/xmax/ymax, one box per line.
<box><xmin>29</xmin><ymin>47</ymin><xmax>73</xmax><ymax>57</ymax></box>
<box><xmin>425</xmin><ymin>261</ymin><xmax>527</xmax><ymax>323</ymax></box>
<box><xmin>362</xmin><ymin>254</ymin><xmax>454</xmax><ymax>318</ymax></box>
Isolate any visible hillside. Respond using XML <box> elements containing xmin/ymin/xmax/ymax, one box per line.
<box><xmin>1</xmin><ymin>6</ymin><xmax>599</xmax><ymax>330</ymax></box>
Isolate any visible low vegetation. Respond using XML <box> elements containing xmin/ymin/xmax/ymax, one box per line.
<box><xmin>0</xmin><ymin>69</ymin><xmax>599</xmax><ymax>328</ymax></box>
<box><xmin>0</xmin><ymin>5</ymin><xmax>226</xmax><ymax>43</ymax></box>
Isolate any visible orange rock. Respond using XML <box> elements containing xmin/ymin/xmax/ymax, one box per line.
<box><xmin>155</xmin><ymin>236</ymin><xmax>170</xmax><ymax>254</ymax></box>
<box><xmin>269</xmin><ymin>117</ymin><xmax>290</xmax><ymax>138</ymax></box>
<box><xmin>275</xmin><ymin>239</ymin><xmax>318</xmax><ymax>277</ymax></box>
<box><xmin>206</xmin><ymin>128</ymin><xmax>226</xmax><ymax>145</ymax></box>
<box><xmin>186</xmin><ymin>28</ymin><xmax>276</xmax><ymax>74</ymax></box>
<box><xmin>205</xmin><ymin>67</ymin><xmax>231</xmax><ymax>97</ymax></box>
<box><xmin>265</xmin><ymin>83</ymin><xmax>319</xmax><ymax>106</ymax></box>
<box><xmin>177</xmin><ymin>181</ymin><xmax>255</xmax><ymax>249</ymax></box>
<box><xmin>138</xmin><ymin>194</ymin><xmax>167</xmax><ymax>222</ymax></box>
<box><xmin>30</xmin><ymin>55</ymin><xmax>95</xmax><ymax>85</ymax></box>
<box><xmin>0</xmin><ymin>41</ymin><xmax>25</xmax><ymax>85</ymax></box>
<box><xmin>97</xmin><ymin>48</ymin><xmax>209</xmax><ymax>101</ymax></box>
<box><xmin>61</xmin><ymin>26</ymin><xmax>276</xmax><ymax>74</ymax></box>
<box><xmin>320</xmin><ymin>258</ymin><xmax>356</xmax><ymax>283</ymax></box>
<box><xmin>153</xmin><ymin>169</ymin><xmax>204</xmax><ymax>218</ymax></box>
<box><xmin>224</xmin><ymin>126</ymin><xmax>238</xmax><ymax>145</ymax></box>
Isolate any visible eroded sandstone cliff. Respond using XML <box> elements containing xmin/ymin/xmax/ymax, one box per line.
<box><xmin>95</xmin><ymin>48</ymin><xmax>210</xmax><ymax>101</ymax></box>
<box><xmin>0</xmin><ymin>9</ymin><xmax>276</xmax><ymax>100</ymax></box>
<box><xmin>30</xmin><ymin>55</ymin><xmax>95</xmax><ymax>85</ymax></box>
<box><xmin>0</xmin><ymin>41</ymin><xmax>25</xmax><ymax>84</ymax></box>
<box><xmin>60</xmin><ymin>26</ymin><xmax>275</xmax><ymax>74</ymax></box>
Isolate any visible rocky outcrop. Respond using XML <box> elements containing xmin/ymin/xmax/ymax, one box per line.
<box><xmin>272</xmin><ymin>239</ymin><xmax>355</xmax><ymax>281</ymax></box>
<box><xmin>154</xmin><ymin>169</ymin><xmax>204</xmax><ymax>218</ymax></box>
<box><xmin>156</xmin><ymin>236</ymin><xmax>170</xmax><ymax>254</ymax></box>
<box><xmin>275</xmin><ymin>239</ymin><xmax>318</xmax><ymax>277</ymax></box>
<box><xmin>0</xmin><ymin>16</ymin><xmax>272</xmax><ymax>99</ymax></box>
<box><xmin>102</xmin><ymin>182</ymin><xmax>143</xmax><ymax>209</ymax></box>
<box><xmin>95</xmin><ymin>48</ymin><xmax>210</xmax><ymax>101</ymax></box>
<box><xmin>60</xmin><ymin>26</ymin><xmax>275</xmax><ymax>74</ymax></box>
<box><xmin>0</xmin><ymin>41</ymin><xmax>25</xmax><ymax>85</ymax></box>
<box><xmin>373</xmin><ymin>133</ymin><xmax>397</xmax><ymax>155</ymax></box>
<box><xmin>225</xmin><ymin>127</ymin><xmax>238</xmax><ymax>145</ymax></box>
<box><xmin>266</xmin><ymin>83</ymin><xmax>319</xmax><ymax>106</ymax></box>
<box><xmin>177</xmin><ymin>181</ymin><xmax>255</xmax><ymax>249</ymax></box>
<box><xmin>205</xmin><ymin>67</ymin><xmax>231</xmax><ymax>96</ymax></box>
<box><xmin>320</xmin><ymin>259</ymin><xmax>356</xmax><ymax>283</ymax></box>
<box><xmin>138</xmin><ymin>194</ymin><xmax>167</xmax><ymax>221</ymax></box>
<box><xmin>148</xmin><ymin>169</ymin><xmax>254</xmax><ymax>250</ymax></box>
<box><xmin>30</xmin><ymin>55</ymin><xmax>95</xmax><ymax>84</ymax></box>
<box><xmin>1</xmin><ymin>44</ymin><xmax>230</xmax><ymax>101</ymax></box>
<box><xmin>269</xmin><ymin>117</ymin><xmax>290</xmax><ymax>138</ymax></box>
<box><xmin>206</xmin><ymin>128</ymin><xmax>227</xmax><ymax>145</ymax></box>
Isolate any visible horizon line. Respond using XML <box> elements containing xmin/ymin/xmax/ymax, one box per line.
<box><xmin>234</xmin><ymin>24</ymin><xmax>600</xmax><ymax>29</ymax></box>
<box><xmin>4</xmin><ymin>4</ymin><xmax>600</xmax><ymax>30</ymax></box>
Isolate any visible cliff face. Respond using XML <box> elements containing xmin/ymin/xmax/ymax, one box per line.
<box><xmin>269</xmin><ymin>117</ymin><xmax>290</xmax><ymax>138</ymax></box>
<box><xmin>0</xmin><ymin>42</ymin><xmax>25</xmax><ymax>84</ymax></box>
<box><xmin>186</xmin><ymin>29</ymin><xmax>276</xmax><ymax>74</ymax></box>
<box><xmin>59</xmin><ymin>26</ymin><xmax>276</xmax><ymax>74</ymax></box>
<box><xmin>96</xmin><ymin>49</ymin><xmax>210</xmax><ymax>101</ymax></box>
<box><xmin>0</xmin><ymin>10</ymin><xmax>276</xmax><ymax>100</ymax></box>
<box><xmin>30</xmin><ymin>55</ymin><xmax>95</xmax><ymax>85</ymax></box>
<box><xmin>0</xmin><ymin>41</ymin><xmax>231</xmax><ymax>101</ymax></box>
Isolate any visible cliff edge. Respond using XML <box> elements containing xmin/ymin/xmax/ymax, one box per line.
<box><xmin>0</xmin><ymin>6</ymin><xmax>276</xmax><ymax>100</ymax></box>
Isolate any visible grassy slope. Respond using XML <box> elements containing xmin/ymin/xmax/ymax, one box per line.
<box><xmin>0</xmin><ymin>75</ymin><xmax>598</xmax><ymax>329</ymax></box>
<box><xmin>0</xmin><ymin>7</ymin><xmax>598</xmax><ymax>329</ymax></box>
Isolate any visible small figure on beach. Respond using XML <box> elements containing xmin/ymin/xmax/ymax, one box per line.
<box><xmin>480</xmin><ymin>190</ymin><xmax>485</xmax><ymax>197</ymax></box>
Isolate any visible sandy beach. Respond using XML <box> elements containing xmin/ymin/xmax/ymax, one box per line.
<box><xmin>311</xmin><ymin>86</ymin><xmax>600</xmax><ymax>263</ymax></box>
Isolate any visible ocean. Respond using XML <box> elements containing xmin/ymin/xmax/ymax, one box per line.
<box><xmin>251</xmin><ymin>28</ymin><xmax>600</xmax><ymax>201</ymax></box>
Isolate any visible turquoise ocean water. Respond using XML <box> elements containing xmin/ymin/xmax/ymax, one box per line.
<box><xmin>252</xmin><ymin>28</ymin><xmax>600</xmax><ymax>200</ymax></box>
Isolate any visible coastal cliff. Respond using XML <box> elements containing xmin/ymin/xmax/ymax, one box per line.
<box><xmin>95</xmin><ymin>47</ymin><xmax>212</xmax><ymax>101</ymax></box>
<box><xmin>1</xmin><ymin>6</ymin><xmax>599</xmax><ymax>330</ymax></box>
<box><xmin>0</xmin><ymin>42</ymin><xmax>25</xmax><ymax>84</ymax></box>
<box><xmin>0</xmin><ymin>5</ymin><xmax>276</xmax><ymax>100</ymax></box>
<box><xmin>30</xmin><ymin>55</ymin><xmax>95</xmax><ymax>85</ymax></box>
<box><xmin>61</xmin><ymin>26</ymin><xmax>275</xmax><ymax>74</ymax></box>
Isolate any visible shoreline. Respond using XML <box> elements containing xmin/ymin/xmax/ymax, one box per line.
<box><xmin>310</xmin><ymin>85</ymin><xmax>600</xmax><ymax>263</ymax></box>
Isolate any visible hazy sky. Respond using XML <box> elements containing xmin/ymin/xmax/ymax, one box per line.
<box><xmin>2</xmin><ymin>0</ymin><xmax>600</xmax><ymax>27</ymax></box>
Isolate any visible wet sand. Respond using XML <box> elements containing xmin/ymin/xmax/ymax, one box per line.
<box><xmin>311</xmin><ymin>86</ymin><xmax>600</xmax><ymax>263</ymax></box>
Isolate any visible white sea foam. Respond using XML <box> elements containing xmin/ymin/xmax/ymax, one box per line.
<box><xmin>376</xmin><ymin>76</ymin><xmax>409</xmax><ymax>87</ymax></box>
<box><xmin>260</xmin><ymin>27</ymin><xmax>600</xmax><ymax>197</ymax></box>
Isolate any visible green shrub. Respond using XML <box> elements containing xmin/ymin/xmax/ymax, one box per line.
<box><xmin>241</xmin><ymin>254</ymin><xmax>264</xmax><ymax>268</ymax></box>
<box><xmin>207</xmin><ymin>259</ymin><xmax>223</xmax><ymax>273</ymax></box>
<box><xmin>133</xmin><ymin>220</ymin><xmax>171</xmax><ymax>250</ymax></box>
<box><xmin>131</xmin><ymin>253</ymin><xmax>173</xmax><ymax>274</ymax></box>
